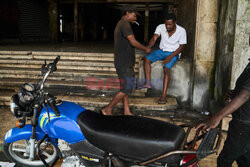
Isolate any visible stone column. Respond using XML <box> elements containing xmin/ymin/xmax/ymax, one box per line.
<box><xmin>48</xmin><ymin>0</ymin><xmax>58</xmax><ymax>42</ymax></box>
<box><xmin>74</xmin><ymin>0</ymin><xmax>78</xmax><ymax>42</ymax></box>
<box><xmin>230</xmin><ymin>0</ymin><xmax>249</xmax><ymax>88</ymax></box>
<box><xmin>192</xmin><ymin>0</ymin><xmax>219</xmax><ymax>110</ymax></box>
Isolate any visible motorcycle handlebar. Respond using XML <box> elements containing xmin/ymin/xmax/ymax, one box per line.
<box><xmin>53</xmin><ymin>56</ymin><xmax>60</xmax><ymax>65</ymax></box>
<box><xmin>40</xmin><ymin>56</ymin><xmax>60</xmax><ymax>90</ymax></box>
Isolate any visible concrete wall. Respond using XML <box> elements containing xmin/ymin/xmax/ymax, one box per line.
<box><xmin>138</xmin><ymin>59</ymin><xmax>191</xmax><ymax>103</ymax></box>
<box><xmin>192</xmin><ymin>0</ymin><xmax>219</xmax><ymax>110</ymax></box>
<box><xmin>230</xmin><ymin>0</ymin><xmax>250</xmax><ymax>88</ymax></box>
<box><xmin>214</xmin><ymin>0</ymin><xmax>238</xmax><ymax>102</ymax></box>
<box><xmin>214</xmin><ymin>0</ymin><xmax>249</xmax><ymax>102</ymax></box>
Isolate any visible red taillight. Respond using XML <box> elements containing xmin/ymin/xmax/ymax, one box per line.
<box><xmin>181</xmin><ymin>154</ymin><xmax>198</xmax><ymax>167</ymax></box>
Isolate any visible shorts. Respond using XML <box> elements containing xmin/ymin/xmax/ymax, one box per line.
<box><xmin>116</xmin><ymin>67</ymin><xmax>135</xmax><ymax>94</ymax></box>
<box><xmin>145</xmin><ymin>49</ymin><xmax>179</xmax><ymax>69</ymax></box>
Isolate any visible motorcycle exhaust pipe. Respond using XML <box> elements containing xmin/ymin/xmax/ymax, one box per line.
<box><xmin>111</xmin><ymin>156</ymin><xmax>125</xmax><ymax>167</ymax></box>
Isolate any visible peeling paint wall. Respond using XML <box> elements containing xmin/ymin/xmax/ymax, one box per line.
<box><xmin>230</xmin><ymin>0</ymin><xmax>249</xmax><ymax>88</ymax></box>
<box><xmin>214</xmin><ymin>0</ymin><xmax>238</xmax><ymax>102</ymax></box>
<box><xmin>214</xmin><ymin>0</ymin><xmax>249</xmax><ymax>102</ymax></box>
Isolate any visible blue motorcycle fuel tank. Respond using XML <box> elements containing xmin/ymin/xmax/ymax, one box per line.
<box><xmin>38</xmin><ymin>101</ymin><xmax>86</xmax><ymax>144</ymax></box>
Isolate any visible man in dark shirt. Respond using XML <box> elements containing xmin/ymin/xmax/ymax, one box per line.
<box><xmin>196</xmin><ymin>61</ymin><xmax>250</xmax><ymax>166</ymax></box>
<box><xmin>101</xmin><ymin>5</ymin><xmax>151</xmax><ymax>115</ymax></box>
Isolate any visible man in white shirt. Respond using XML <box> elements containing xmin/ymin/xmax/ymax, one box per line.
<box><xmin>143</xmin><ymin>13</ymin><xmax>187</xmax><ymax>104</ymax></box>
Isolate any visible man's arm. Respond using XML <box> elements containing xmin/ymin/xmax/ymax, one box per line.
<box><xmin>147</xmin><ymin>34</ymin><xmax>159</xmax><ymax>48</ymax></box>
<box><xmin>163</xmin><ymin>44</ymin><xmax>185</xmax><ymax>65</ymax></box>
<box><xmin>195</xmin><ymin>89</ymin><xmax>250</xmax><ymax>131</ymax></box>
<box><xmin>126</xmin><ymin>35</ymin><xmax>151</xmax><ymax>54</ymax></box>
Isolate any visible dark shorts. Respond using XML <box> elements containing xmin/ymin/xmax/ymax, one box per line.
<box><xmin>116</xmin><ymin>67</ymin><xmax>135</xmax><ymax>94</ymax></box>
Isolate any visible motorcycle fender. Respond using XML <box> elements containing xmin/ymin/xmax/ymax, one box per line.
<box><xmin>4</xmin><ymin>124</ymin><xmax>46</xmax><ymax>143</ymax></box>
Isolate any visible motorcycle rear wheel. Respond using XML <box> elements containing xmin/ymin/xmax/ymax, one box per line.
<box><xmin>3</xmin><ymin>139</ymin><xmax>58</xmax><ymax>167</ymax></box>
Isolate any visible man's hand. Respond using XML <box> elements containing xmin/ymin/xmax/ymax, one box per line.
<box><xmin>195</xmin><ymin>116</ymin><xmax>221</xmax><ymax>132</ymax></box>
<box><xmin>164</xmin><ymin>55</ymin><xmax>174</xmax><ymax>65</ymax></box>
<box><xmin>145</xmin><ymin>47</ymin><xmax>151</xmax><ymax>54</ymax></box>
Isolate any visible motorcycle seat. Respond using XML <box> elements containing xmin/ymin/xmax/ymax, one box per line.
<box><xmin>77</xmin><ymin>110</ymin><xmax>185</xmax><ymax>161</ymax></box>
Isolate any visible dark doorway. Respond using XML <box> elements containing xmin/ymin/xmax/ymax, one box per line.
<box><xmin>59</xmin><ymin>3</ymin><xmax>171</xmax><ymax>44</ymax></box>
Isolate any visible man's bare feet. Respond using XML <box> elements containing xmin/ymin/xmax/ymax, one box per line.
<box><xmin>138</xmin><ymin>83</ymin><xmax>151</xmax><ymax>89</ymax></box>
<box><xmin>158</xmin><ymin>97</ymin><xmax>167</xmax><ymax>104</ymax></box>
<box><xmin>101</xmin><ymin>108</ymin><xmax>112</xmax><ymax>115</ymax></box>
<box><xmin>144</xmin><ymin>84</ymin><xmax>151</xmax><ymax>89</ymax></box>
<box><xmin>124</xmin><ymin>111</ymin><xmax>134</xmax><ymax>116</ymax></box>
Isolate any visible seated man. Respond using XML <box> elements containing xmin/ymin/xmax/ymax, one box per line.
<box><xmin>144</xmin><ymin>13</ymin><xmax>187</xmax><ymax>104</ymax></box>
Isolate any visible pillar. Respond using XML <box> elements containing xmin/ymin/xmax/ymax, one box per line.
<box><xmin>192</xmin><ymin>0</ymin><xmax>219</xmax><ymax>110</ymax></box>
<box><xmin>230</xmin><ymin>0</ymin><xmax>249</xmax><ymax>88</ymax></box>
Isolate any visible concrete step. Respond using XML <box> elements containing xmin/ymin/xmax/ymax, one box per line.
<box><xmin>0</xmin><ymin>77</ymin><xmax>147</xmax><ymax>96</ymax></box>
<box><xmin>0</xmin><ymin>78</ymin><xmax>119</xmax><ymax>91</ymax></box>
<box><xmin>0</xmin><ymin>63</ymin><xmax>117</xmax><ymax>72</ymax></box>
<box><xmin>0</xmin><ymin>63</ymin><xmax>139</xmax><ymax>72</ymax></box>
<box><xmin>0</xmin><ymin>51</ymin><xmax>147</xmax><ymax>107</ymax></box>
<box><xmin>0</xmin><ymin>58</ymin><xmax>116</xmax><ymax>67</ymax></box>
<box><xmin>0</xmin><ymin>67</ymin><xmax>140</xmax><ymax>83</ymax></box>
<box><xmin>0</xmin><ymin>53</ymin><xmax>142</xmax><ymax>62</ymax></box>
<box><xmin>0</xmin><ymin>67</ymin><xmax>120</xmax><ymax>77</ymax></box>
<box><xmin>0</xmin><ymin>89</ymin><xmax>177</xmax><ymax>112</ymax></box>
<box><xmin>0</xmin><ymin>51</ymin><xmax>144</xmax><ymax>59</ymax></box>
<box><xmin>0</xmin><ymin>51</ymin><xmax>116</xmax><ymax>57</ymax></box>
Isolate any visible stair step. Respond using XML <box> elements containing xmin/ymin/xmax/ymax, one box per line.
<box><xmin>0</xmin><ymin>51</ymin><xmax>144</xmax><ymax>59</ymax></box>
<box><xmin>0</xmin><ymin>90</ymin><xmax>177</xmax><ymax>112</ymax></box>
<box><xmin>0</xmin><ymin>67</ymin><xmax>121</xmax><ymax>77</ymax></box>
<box><xmin>0</xmin><ymin>66</ymin><xmax>140</xmax><ymax>80</ymax></box>
<box><xmin>0</xmin><ymin>78</ymin><xmax>119</xmax><ymax>90</ymax></box>
<box><xmin>0</xmin><ymin>63</ymin><xmax>118</xmax><ymax>72</ymax></box>
<box><xmin>0</xmin><ymin>59</ymin><xmax>116</xmax><ymax>67</ymax></box>
<box><xmin>0</xmin><ymin>51</ymin><xmax>147</xmax><ymax>107</ymax></box>
<box><xmin>0</xmin><ymin>77</ymin><xmax>147</xmax><ymax>96</ymax></box>
<box><xmin>0</xmin><ymin>53</ymin><xmax>142</xmax><ymax>62</ymax></box>
<box><xmin>0</xmin><ymin>59</ymin><xmax>140</xmax><ymax>69</ymax></box>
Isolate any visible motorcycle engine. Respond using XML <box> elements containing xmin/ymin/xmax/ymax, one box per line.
<box><xmin>61</xmin><ymin>156</ymin><xmax>85</xmax><ymax>167</ymax></box>
<box><xmin>58</xmin><ymin>140</ymin><xmax>85</xmax><ymax>167</ymax></box>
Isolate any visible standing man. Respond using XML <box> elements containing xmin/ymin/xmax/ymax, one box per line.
<box><xmin>196</xmin><ymin>61</ymin><xmax>250</xmax><ymax>167</ymax></box>
<box><xmin>143</xmin><ymin>13</ymin><xmax>187</xmax><ymax>104</ymax></box>
<box><xmin>101</xmin><ymin>5</ymin><xmax>151</xmax><ymax>115</ymax></box>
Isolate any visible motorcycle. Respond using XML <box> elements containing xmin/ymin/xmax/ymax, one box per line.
<box><xmin>3</xmin><ymin>56</ymin><xmax>222</xmax><ymax>167</ymax></box>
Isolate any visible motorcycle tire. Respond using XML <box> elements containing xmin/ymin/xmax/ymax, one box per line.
<box><xmin>3</xmin><ymin>139</ymin><xmax>58</xmax><ymax>167</ymax></box>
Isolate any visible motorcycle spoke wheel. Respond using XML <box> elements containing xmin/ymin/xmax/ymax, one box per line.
<box><xmin>4</xmin><ymin>139</ymin><xmax>58</xmax><ymax>167</ymax></box>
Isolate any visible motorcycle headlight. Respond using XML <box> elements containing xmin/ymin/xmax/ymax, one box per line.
<box><xmin>10</xmin><ymin>94</ymin><xmax>21</xmax><ymax>117</ymax></box>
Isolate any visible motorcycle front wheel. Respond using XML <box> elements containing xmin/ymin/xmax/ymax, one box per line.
<box><xmin>3</xmin><ymin>139</ymin><xmax>58</xmax><ymax>167</ymax></box>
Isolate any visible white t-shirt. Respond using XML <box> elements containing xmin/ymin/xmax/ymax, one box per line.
<box><xmin>155</xmin><ymin>24</ymin><xmax>187</xmax><ymax>52</ymax></box>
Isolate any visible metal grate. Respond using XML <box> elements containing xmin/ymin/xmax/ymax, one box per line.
<box><xmin>18</xmin><ymin>0</ymin><xmax>49</xmax><ymax>42</ymax></box>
